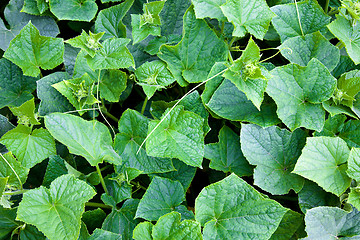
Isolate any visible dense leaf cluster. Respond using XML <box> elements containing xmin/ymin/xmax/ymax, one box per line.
<box><xmin>1</xmin><ymin>0</ymin><xmax>360</xmax><ymax>239</ymax></box>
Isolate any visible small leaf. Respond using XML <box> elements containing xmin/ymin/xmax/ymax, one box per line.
<box><xmin>42</xmin><ymin>155</ymin><xmax>68</xmax><ymax>187</ymax></box>
<box><xmin>0</xmin><ymin>58</ymin><xmax>37</xmax><ymax>109</ymax></box>
<box><xmin>220</xmin><ymin>0</ymin><xmax>274</xmax><ymax>39</ymax></box>
<box><xmin>66</xmin><ymin>30</ymin><xmax>104</xmax><ymax>58</ymax></box>
<box><xmin>114</xmin><ymin>109</ymin><xmax>174</xmax><ymax>174</ymax></box>
<box><xmin>279</xmin><ymin>31</ymin><xmax>340</xmax><ymax>71</ymax></box>
<box><xmin>131</xmin><ymin>14</ymin><xmax>161</xmax><ymax>44</ymax></box>
<box><xmin>88</xmin><ymin>229</ymin><xmax>122</xmax><ymax>240</ymax></box>
<box><xmin>335</xmin><ymin>70</ymin><xmax>360</xmax><ymax>107</ymax></box>
<box><xmin>146</xmin><ymin>105</ymin><xmax>204</xmax><ymax>167</ymax></box>
<box><xmin>195</xmin><ymin>174</ymin><xmax>287</xmax><ymax>240</ymax></box>
<box><xmin>304</xmin><ymin>206</ymin><xmax>360</xmax><ymax>239</ymax></box>
<box><xmin>9</xmin><ymin>98</ymin><xmax>40</xmax><ymax>126</ymax></box>
<box><xmin>99</xmin><ymin>70</ymin><xmax>128</xmax><ymax>102</ymax></box>
<box><xmin>192</xmin><ymin>0</ymin><xmax>226</xmax><ymax>21</ymax></box>
<box><xmin>4</xmin><ymin>22</ymin><xmax>64</xmax><ymax>77</ymax></box>
<box><xmin>45</xmin><ymin>113</ymin><xmax>121</xmax><ymax>166</ymax></box>
<box><xmin>17</xmin><ymin>174</ymin><xmax>96</xmax><ymax>240</ymax></box>
<box><xmin>240</xmin><ymin>124</ymin><xmax>306</xmax><ymax>195</ymax></box>
<box><xmin>49</xmin><ymin>0</ymin><xmax>98</xmax><ymax>21</ymax></box>
<box><xmin>95</xmin><ymin>0</ymin><xmax>134</xmax><ymax>39</ymax></box>
<box><xmin>293</xmin><ymin>136</ymin><xmax>352</xmax><ymax>196</ymax></box>
<box><xmin>328</xmin><ymin>15</ymin><xmax>360</xmax><ymax>64</ymax></box>
<box><xmin>266</xmin><ymin>59</ymin><xmax>336</xmax><ymax>131</ymax></box>
<box><xmin>0</xmin><ymin>206</ymin><xmax>20</xmax><ymax>239</ymax></box>
<box><xmin>85</xmin><ymin>38</ymin><xmax>134</xmax><ymax>70</ymax></box>
<box><xmin>135</xmin><ymin>176</ymin><xmax>185</xmax><ymax>221</ymax></box>
<box><xmin>133</xmin><ymin>222</ymin><xmax>153</xmax><ymax>240</ymax></box>
<box><xmin>271</xmin><ymin>0</ymin><xmax>331</xmax><ymax>42</ymax></box>
<box><xmin>205</xmin><ymin>125</ymin><xmax>253</xmax><ymax>177</ymax></box>
<box><xmin>0</xmin><ymin>125</ymin><xmax>56</xmax><ymax>169</ymax></box>
<box><xmin>158</xmin><ymin>7</ymin><xmax>228</xmax><ymax>86</ymax></box>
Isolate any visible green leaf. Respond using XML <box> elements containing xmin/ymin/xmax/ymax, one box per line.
<box><xmin>95</xmin><ymin>0</ymin><xmax>134</xmax><ymax>39</ymax></box>
<box><xmin>266</xmin><ymin>58</ymin><xmax>336</xmax><ymax>131</ymax></box>
<box><xmin>17</xmin><ymin>174</ymin><xmax>96</xmax><ymax>240</ymax></box>
<box><xmin>0</xmin><ymin>58</ymin><xmax>37</xmax><ymax>109</ymax></box>
<box><xmin>269</xmin><ymin>210</ymin><xmax>304</xmax><ymax>240</ymax></box>
<box><xmin>153</xmin><ymin>159</ymin><xmax>196</xmax><ymax>190</ymax></box>
<box><xmin>4</xmin><ymin>22</ymin><xmax>64</xmax><ymax>77</ymax></box>
<box><xmin>348</xmin><ymin>188</ymin><xmax>360</xmax><ymax>212</ymax></box>
<box><xmin>335</xmin><ymin>70</ymin><xmax>360</xmax><ymax>107</ymax></box>
<box><xmin>322</xmin><ymin>99</ymin><xmax>359</xmax><ymax>119</ymax></box>
<box><xmin>133</xmin><ymin>222</ymin><xmax>153</xmax><ymax>240</ymax></box>
<box><xmin>0</xmin><ymin>206</ymin><xmax>19</xmax><ymax>240</ymax></box>
<box><xmin>64</xmin><ymin>44</ymin><xmax>79</xmax><ymax>76</ymax></box>
<box><xmin>102</xmin><ymin>199</ymin><xmax>140</xmax><ymax>239</ymax></box>
<box><xmin>66</xmin><ymin>30</ymin><xmax>105</xmax><ymax>58</ymax></box>
<box><xmin>85</xmin><ymin>38</ymin><xmax>135</xmax><ymax>70</ymax></box>
<box><xmin>0</xmin><ymin>177</ymin><xmax>7</xmax><ymax>199</ymax></box>
<box><xmin>298</xmin><ymin>180</ymin><xmax>339</xmax><ymax>214</ymax></box>
<box><xmin>99</xmin><ymin>70</ymin><xmax>128</xmax><ymax>102</ymax></box>
<box><xmin>152</xmin><ymin>212</ymin><xmax>202</xmax><ymax>240</ymax></box>
<box><xmin>45</xmin><ymin>113</ymin><xmax>122</xmax><ymax>166</ymax></box>
<box><xmin>0</xmin><ymin>125</ymin><xmax>56</xmax><ymax>169</ymax></box>
<box><xmin>332</xmin><ymin>55</ymin><xmax>360</xmax><ymax>78</ymax></box>
<box><xmin>131</xmin><ymin>15</ymin><xmax>161</xmax><ymax>44</ymax></box>
<box><xmin>279</xmin><ymin>31</ymin><xmax>340</xmax><ymax>71</ymax></box>
<box><xmin>82</xmin><ymin>208</ymin><xmax>106</xmax><ymax>233</ymax></box>
<box><xmin>195</xmin><ymin>174</ymin><xmax>287</xmax><ymax>240</ymax></box>
<box><xmin>220</xmin><ymin>0</ymin><xmax>274</xmax><ymax>39</ymax></box>
<box><xmin>328</xmin><ymin>15</ymin><xmax>360</xmax><ymax>64</ymax></box>
<box><xmin>271</xmin><ymin>0</ymin><xmax>331</xmax><ymax>42</ymax></box>
<box><xmin>37</xmin><ymin>72</ymin><xmax>74</xmax><ymax>116</ymax></box>
<box><xmin>146</xmin><ymin>105</ymin><xmax>204</xmax><ymax>167</ymax></box>
<box><xmin>293</xmin><ymin>136</ymin><xmax>352</xmax><ymax>196</ymax></box>
<box><xmin>205</xmin><ymin>125</ymin><xmax>253</xmax><ymax>177</ymax></box>
<box><xmin>0</xmin><ymin>152</ymin><xmax>29</xmax><ymax>189</ymax></box>
<box><xmin>223</xmin><ymin>38</ymin><xmax>268</xmax><ymax>109</ymax></box>
<box><xmin>192</xmin><ymin>0</ymin><xmax>226</xmax><ymax>21</ymax></box>
<box><xmin>158</xmin><ymin>7</ymin><xmax>228</xmax><ymax>86</ymax></box>
<box><xmin>114</xmin><ymin>109</ymin><xmax>174</xmax><ymax>174</ymax></box>
<box><xmin>88</xmin><ymin>229</ymin><xmax>122</xmax><ymax>240</ymax></box>
<box><xmin>304</xmin><ymin>206</ymin><xmax>360</xmax><ymax>239</ymax></box>
<box><xmin>9</xmin><ymin>98</ymin><xmax>40</xmax><ymax>126</ymax></box>
<box><xmin>205</xmin><ymin>77</ymin><xmax>280</xmax><ymax>127</ymax></box>
<box><xmin>135</xmin><ymin>176</ymin><xmax>185</xmax><ymax>221</ymax></box>
<box><xmin>346</xmin><ymin>148</ymin><xmax>360</xmax><ymax>182</ymax></box>
<box><xmin>0</xmin><ymin>116</ymin><xmax>14</xmax><ymax>154</ymax></box>
<box><xmin>42</xmin><ymin>155</ymin><xmax>68</xmax><ymax>187</ymax></box>
<box><xmin>49</xmin><ymin>0</ymin><xmax>97</xmax><ymax>21</ymax></box>
<box><xmin>240</xmin><ymin>124</ymin><xmax>306</xmax><ymax>195</ymax></box>
<box><xmin>22</xmin><ymin>0</ymin><xmax>41</xmax><ymax>15</ymax></box>
<box><xmin>135</xmin><ymin>60</ymin><xmax>176</xmax><ymax>99</ymax></box>
<box><xmin>19</xmin><ymin>224</ymin><xmax>46</xmax><ymax>240</ymax></box>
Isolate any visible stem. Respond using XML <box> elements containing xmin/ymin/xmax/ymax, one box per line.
<box><xmin>141</xmin><ymin>97</ymin><xmax>148</xmax><ymax>115</ymax></box>
<box><xmin>3</xmin><ymin>189</ymin><xmax>29</xmax><ymax>196</ymax></box>
<box><xmin>229</xmin><ymin>36</ymin><xmax>237</xmax><ymax>47</ymax></box>
<box><xmin>336</xmin><ymin>41</ymin><xmax>344</xmax><ymax>49</ymax></box>
<box><xmin>131</xmin><ymin>181</ymin><xmax>147</xmax><ymax>191</ymax></box>
<box><xmin>85</xmin><ymin>202</ymin><xmax>113</xmax><ymax>209</ymax></box>
<box><xmin>96</xmin><ymin>164</ymin><xmax>109</xmax><ymax>195</ymax></box>
<box><xmin>0</xmin><ymin>153</ymin><xmax>23</xmax><ymax>190</ymax></box>
<box><xmin>294</xmin><ymin>0</ymin><xmax>304</xmax><ymax>36</ymax></box>
<box><xmin>101</xmin><ymin>107</ymin><xmax>119</xmax><ymax>122</ymax></box>
<box><xmin>220</xmin><ymin>21</ymin><xmax>225</xmax><ymax>34</ymax></box>
<box><xmin>324</xmin><ymin>0</ymin><xmax>330</xmax><ymax>14</ymax></box>
<box><xmin>271</xmin><ymin>195</ymin><xmax>298</xmax><ymax>201</ymax></box>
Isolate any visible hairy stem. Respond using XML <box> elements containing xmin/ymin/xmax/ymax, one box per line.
<box><xmin>3</xmin><ymin>189</ymin><xmax>29</xmax><ymax>196</ymax></box>
<box><xmin>141</xmin><ymin>97</ymin><xmax>148</xmax><ymax>115</ymax></box>
<box><xmin>85</xmin><ymin>201</ymin><xmax>113</xmax><ymax>209</ymax></box>
<box><xmin>324</xmin><ymin>0</ymin><xmax>330</xmax><ymax>14</ymax></box>
<box><xmin>96</xmin><ymin>164</ymin><xmax>109</xmax><ymax>195</ymax></box>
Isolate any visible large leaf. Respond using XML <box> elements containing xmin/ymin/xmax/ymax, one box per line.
<box><xmin>304</xmin><ymin>206</ymin><xmax>360</xmax><ymax>239</ymax></box>
<box><xmin>159</xmin><ymin>0</ymin><xmax>191</xmax><ymax>36</ymax></box>
<box><xmin>102</xmin><ymin>199</ymin><xmax>140</xmax><ymax>239</ymax></box>
<box><xmin>240</xmin><ymin>124</ymin><xmax>306</xmax><ymax>195</ymax></box>
<box><xmin>114</xmin><ymin>109</ymin><xmax>174</xmax><ymax>174</ymax></box>
<box><xmin>0</xmin><ymin>125</ymin><xmax>56</xmax><ymax>169</ymax></box>
<box><xmin>0</xmin><ymin>207</ymin><xmax>20</xmax><ymax>240</ymax></box>
<box><xmin>85</xmin><ymin>38</ymin><xmax>134</xmax><ymax>70</ymax></box>
<box><xmin>45</xmin><ymin>113</ymin><xmax>122</xmax><ymax>166</ymax></box>
<box><xmin>266</xmin><ymin>58</ymin><xmax>336</xmax><ymax>131</ymax></box>
<box><xmin>220</xmin><ymin>0</ymin><xmax>274</xmax><ymax>39</ymax></box>
<box><xmin>4</xmin><ymin>22</ymin><xmax>64</xmax><ymax>77</ymax></box>
<box><xmin>0</xmin><ymin>58</ymin><xmax>37</xmax><ymax>109</ymax></box>
<box><xmin>279</xmin><ymin>31</ymin><xmax>340</xmax><ymax>71</ymax></box>
<box><xmin>205</xmin><ymin>125</ymin><xmax>253</xmax><ymax>177</ymax></box>
<box><xmin>158</xmin><ymin>7</ymin><xmax>228</xmax><ymax>86</ymax></box>
<box><xmin>95</xmin><ymin>0</ymin><xmax>134</xmax><ymax>39</ymax></box>
<box><xmin>37</xmin><ymin>72</ymin><xmax>74</xmax><ymax>116</ymax></box>
<box><xmin>146</xmin><ymin>105</ymin><xmax>204</xmax><ymax>167</ymax></box>
<box><xmin>17</xmin><ymin>174</ymin><xmax>96</xmax><ymax>240</ymax></box>
<box><xmin>271</xmin><ymin>0</ymin><xmax>331</xmax><ymax>42</ymax></box>
<box><xmin>49</xmin><ymin>0</ymin><xmax>97</xmax><ymax>21</ymax></box>
<box><xmin>195</xmin><ymin>174</ymin><xmax>287</xmax><ymax>240</ymax></box>
<box><xmin>0</xmin><ymin>115</ymin><xmax>14</xmax><ymax>153</ymax></box>
<box><xmin>346</xmin><ymin>148</ymin><xmax>360</xmax><ymax>182</ymax></box>
<box><xmin>327</xmin><ymin>15</ymin><xmax>360</xmax><ymax>64</ymax></box>
<box><xmin>135</xmin><ymin>176</ymin><xmax>185</xmax><ymax>221</ymax></box>
<box><xmin>269</xmin><ymin>210</ymin><xmax>304</xmax><ymax>240</ymax></box>
<box><xmin>0</xmin><ymin>152</ymin><xmax>29</xmax><ymax>189</ymax></box>
<box><xmin>293</xmin><ymin>136</ymin><xmax>352</xmax><ymax>196</ymax></box>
